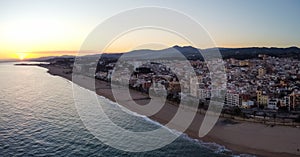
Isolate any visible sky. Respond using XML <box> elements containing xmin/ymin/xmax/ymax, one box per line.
<box><xmin>0</xmin><ymin>0</ymin><xmax>300</xmax><ymax>59</ymax></box>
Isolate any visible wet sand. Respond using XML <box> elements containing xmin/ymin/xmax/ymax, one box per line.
<box><xmin>40</xmin><ymin>64</ymin><xmax>300</xmax><ymax>157</ymax></box>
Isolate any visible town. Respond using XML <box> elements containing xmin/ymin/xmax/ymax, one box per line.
<box><xmin>49</xmin><ymin>50</ymin><xmax>300</xmax><ymax>124</ymax></box>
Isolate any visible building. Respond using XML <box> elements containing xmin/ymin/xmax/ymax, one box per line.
<box><xmin>225</xmin><ymin>92</ymin><xmax>240</xmax><ymax>106</ymax></box>
<box><xmin>199</xmin><ymin>89</ymin><xmax>211</xmax><ymax>100</ymax></box>
<box><xmin>289</xmin><ymin>90</ymin><xmax>300</xmax><ymax>110</ymax></box>
<box><xmin>283</xmin><ymin>96</ymin><xmax>290</xmax><ymax>109</ymax></box>
<box><xmin>239</xmin><ymin>60</ymin><xmax>249</xmax><ymax>66</ymax></box>
<box><xmin>256</xmin><ymin>90</ymin><xmax>268</xmax><ymax>106</ymax></box>
<box><xmin>142</xmin><ymin>81</ymin><xmax>152</xmax><ymax>93</ymax></box>
<box><xmin>168</xmin><ymin>81</ymin><xmax>181</xmax><ymax>93</ymax></box>
<box><xmin>240</xmin><ymin>94</ymin><xmax>254</xmax><ymax>108</ymax></box>
<box><xmin>258</xmin><ymin>67</ymin><xmax>266</xmax><ymax>77</ymax></box>
<box><xmin>190</xmin><ymin>76</ymin><xmax>200</xmax><ymax>98</ymax></box>
<box><xmin>241</xmin><ymin>100</ymin><xmax>254</xmax><ymax>108</ymax></box>
<box><xmin>267</xmin><ymin>99</ymin><xmax>278</xmax><ymax>110</ymax></box>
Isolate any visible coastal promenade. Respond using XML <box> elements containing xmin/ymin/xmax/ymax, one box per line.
<box><xmin>39</xmin><ymin>64</ymin><xmax>300</xmax><ymax>157</ymax></box>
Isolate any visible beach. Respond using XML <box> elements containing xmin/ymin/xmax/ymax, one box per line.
<box><xmin>40</xmin><ymin>64</ymin><xmax>300</xmax><ymax>157</ymax></box>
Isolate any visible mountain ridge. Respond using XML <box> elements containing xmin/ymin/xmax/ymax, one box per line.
<box><xmin>29</xmin><ymin>46</ymin><xmax>300</xmax><ymax>61</ymax></box>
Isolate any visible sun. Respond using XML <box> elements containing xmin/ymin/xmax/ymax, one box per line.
<box><xmin>16</xmin><ymin>53</ymin><xmax>27</xmax><ymax>60</ymax></box>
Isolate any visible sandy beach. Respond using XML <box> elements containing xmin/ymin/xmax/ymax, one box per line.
<box><xmin>40</xmin><ymin>64</ymin><xmax>300</xmax><ymax>157</ymax></box>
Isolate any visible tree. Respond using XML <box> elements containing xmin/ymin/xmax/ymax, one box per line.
<box><xmin>272</xmin><ymin>113</ymin><xmax>277</xmax><ymax>124</ymax></box>
<box><xmin>263</xmin><ymin>112</ymin><xmax>267</xmax><ymax>124</ymax></box>
<box><xmin>198</xmin><ymin>101</ymin><xmax>204</xmax><ymax>114</ymax></box>
<box><xmin>253</xmin><ymin>111</ymin><xmax>257</xmax><ymax>120</ymax></box>
<box><xmin>295</xmin><ymin>115</ymin><xmax>300</xmax><ymax>123</ymax></box>
<box><xmin>242</xmin><ymin>113</ymin><xmax>247</xmax><ymax>120</ymax></box>
<box><xmin>233</xmin><ymin>106</ymin><xmax>242</xmax><ymax>116</ymax></box>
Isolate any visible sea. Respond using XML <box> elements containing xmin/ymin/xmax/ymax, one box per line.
<box><xmin>0</xmin><ymin>62</ymin><xmax>249</xmax><ymax>157</ymax></box>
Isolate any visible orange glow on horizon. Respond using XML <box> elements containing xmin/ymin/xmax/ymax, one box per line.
<box><xmin>0</xmin><ymin>51</ymin><xmax>78</xmax><ymax>60</ymax></box>
<box><xmin>16</xmin><ymin>53</ymin><xmax>27</xmax><ymax>60</ymax></box>
<box><xmin>1</xmin><ymin>43</ymin><xmax>298</xmax><ymax>60</ymax></box>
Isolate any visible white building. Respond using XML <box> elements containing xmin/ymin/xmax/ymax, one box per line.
<box><xmin>226</xmin><ymin>92</ymin><xmax>240</xmax><ymax>106</ymax></box>
<box><xmin>241</xmin><ymin>100</ymin><xmax>254</xmax><ymax>108</ymax></box>
<box><xmin>199</xmin><ymin>89</ymin><xmax>211</xmax><ymax>100</ymax></box>
<box><xmin>267</xmin><ymin>99</ymin><xmax>278</xmax><ymax>110</ymax></box>
<box><xmin>190</xmin><ymin>76</ymin><xmax>201</xmax><ymax>98</ymax></box>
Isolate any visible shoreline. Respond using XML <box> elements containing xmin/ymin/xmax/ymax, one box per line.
<box><xmin>36</xmin><ymin>64</ymin><xmax>299</xmax><ymax>157</ymax></box>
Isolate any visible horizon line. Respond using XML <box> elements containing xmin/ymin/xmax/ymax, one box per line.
<box><xmin>1</xmin><ymin>45</ymin><xmax>300</xmax><ymax>61</ymax></box>
<box><xmin>6</xmin><ymin>45</ymin><xmax>300</xmax><ymax>54</ymax></box>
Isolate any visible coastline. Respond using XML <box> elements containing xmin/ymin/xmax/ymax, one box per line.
<box><xmin>38</xmin><ymin>64</ymin><xmax>299</xmax><ymax>157</ymax></box>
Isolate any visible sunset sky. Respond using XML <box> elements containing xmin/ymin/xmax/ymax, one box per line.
<box><xmin>0</xmin><ymin>0</ymin><xmax>299</xmax><ymax>60</ymax></box>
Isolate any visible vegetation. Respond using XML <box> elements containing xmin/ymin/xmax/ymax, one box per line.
<box><xmin>295</xmin><ymin>115</ymin><xmax>300</xmax><ymax>123</ymax></box>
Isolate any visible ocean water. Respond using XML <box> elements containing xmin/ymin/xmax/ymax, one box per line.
<box><xmin>0</xmin><ymin>62</ymin><xmax>236</xmax><ymax>157</ymax></box>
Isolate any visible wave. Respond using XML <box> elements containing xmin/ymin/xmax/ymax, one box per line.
<box><xmin>94</xmin><ymin>94</ymin><xmax>257</xmax><ymax>157</ymax></box>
